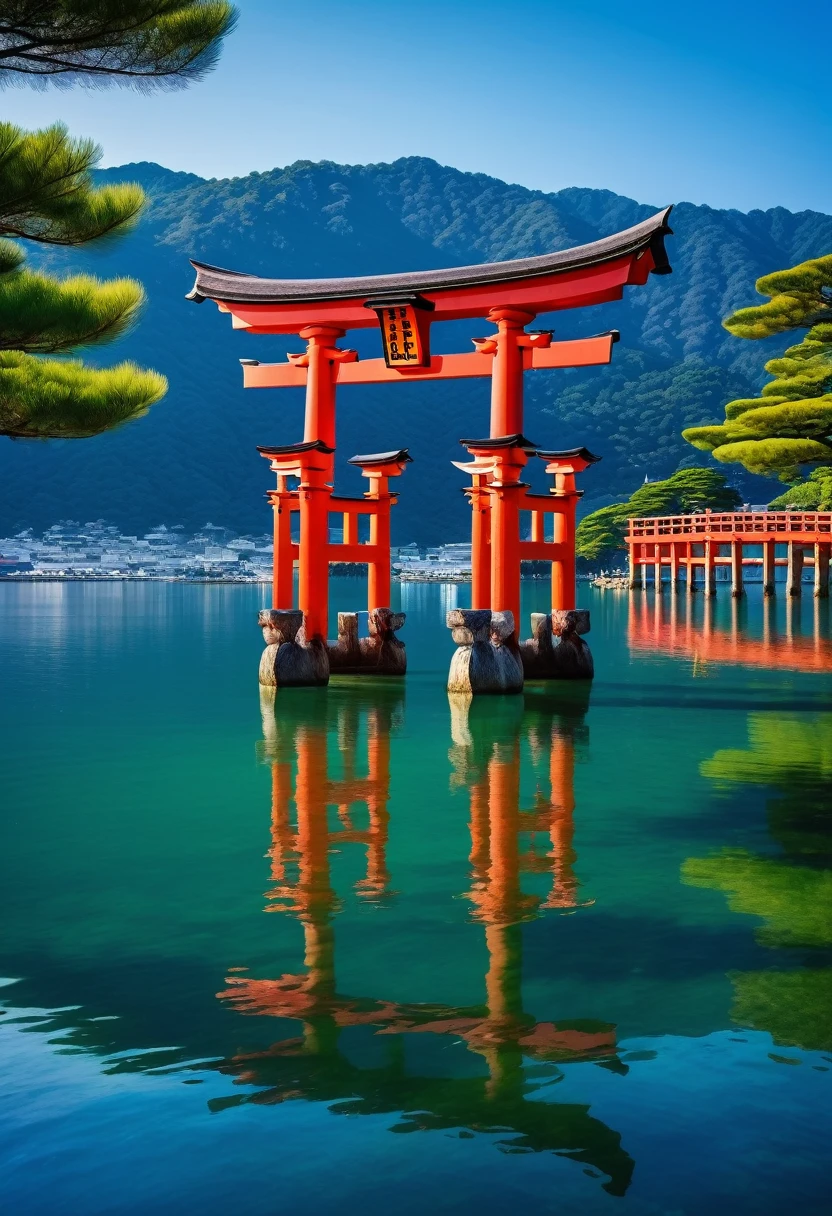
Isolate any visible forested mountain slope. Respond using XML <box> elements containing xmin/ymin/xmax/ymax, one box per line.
<box><xmin>1</xmin><ymin>157</ymin><xmax>830</xmax><ymax>541</ymax></box>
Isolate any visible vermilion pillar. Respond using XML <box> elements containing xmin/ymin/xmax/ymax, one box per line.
<box><xmin>551</xmin><ymin>499</ymin><xmax>577</xmax><ymax>611</ymax></box>
<box><xmin>488</xmin><ymin>307</ymin><xmax>535</xmax><ymax>437</ymax></box>
<box><xmin>298</xmin><ymin>457</ymin><xmax>332</xmax><ymax>642</ymax></box>
<box><xmin>469</xmin><ymin>475</ymin><xmax>492</xmax><ymax>609</ymax></box>
<box><xmin>543</xmin><ymin>455</ymin><xmax>589</xmax><ymax>613</ymax></box>
<box><xmin>269</xmin><ymin>473</ymin><xmax>295</xmax><ymax>609</ymax></box>
<box><xmin>490</xmin><ymin>483</ymin><xmax>523</xmax><ymax>631</ymax></box>
<box><xmin>299</xmin><ymin>325</ymin><xmax>345</xmax><ymax>477</ymax></box>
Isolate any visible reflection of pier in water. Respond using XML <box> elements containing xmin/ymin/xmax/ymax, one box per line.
<box><xmin>628</xmin><ymin>592</ymin><xmax>832</xmax><ymax>672</ymax></box>
<box><xmin>214</xmin><ymin>685</ymin><xmax>633</xmax><ymax>1195</ymax></box>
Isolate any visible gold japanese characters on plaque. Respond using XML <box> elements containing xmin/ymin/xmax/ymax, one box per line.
<box><xmin>367</xmin><ymin>295</ymin><xmax>434</xmax><ymax>368</ymax></box>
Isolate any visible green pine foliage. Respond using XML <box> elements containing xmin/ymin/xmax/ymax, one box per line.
<box><xmin>0</xmin><ymin>122</ymin><xmax>166</xmax><ymax>438</ymax></box>
<box><xmin>0</xmin><ymin>267</ymin><xmax>144</xmax><ymax>352</ymax></box>
<box><xmin>724</xmin><ymin>255</ymin><xmax>832</xmax><ymax>339</ymax></box>
<box><xmin>0</xmin><ymin>122</ymin><xmax>144</xmax><ymax>244</ymax></box>
<box><xmin>0</xmin><ymin>0</ymin><xmax>235</xmax><ymax>443</ymax></box>
<box><xmin>683</xmin><ymin>255</ymin><xmax>832</xmax><ymax>481</ymax></box>
<box><xmin>0</xmin><ymin>351</ymin><xmax>166</xmax><ymax>437</ymax></box>
<box><xmin>768</xmin><ymin>467</ymin><xmax>832</xmax><ymax>510</ymax></box>
<box><xmin>576</xmin><ymin>467</ymin><xmax>742</xmax><ymax>562</ymax></box>
<box><xmin>0</xmin><ymin>2</ymin><xmax>237</xmax><ymax>87</ymax></box>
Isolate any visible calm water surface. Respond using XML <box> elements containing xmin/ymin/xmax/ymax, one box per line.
<box><xmin>0</xmin><ymin>580</ymin><xmax>830</xmax><ymax>1214</ymax></box>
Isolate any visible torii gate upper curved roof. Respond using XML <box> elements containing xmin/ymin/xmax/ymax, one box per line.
<box><xmin>187</xmin><ymin>207</ymin><xmax>673</xmax><ymax>335</ymax></box>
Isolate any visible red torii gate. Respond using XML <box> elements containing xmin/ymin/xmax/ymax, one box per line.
<box><xmin>188</xmin><ymin>207</ymin><xmax>672</xmax><ymax>688</ymax></box>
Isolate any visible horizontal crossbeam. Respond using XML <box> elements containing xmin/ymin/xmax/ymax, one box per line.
<box><xmin>242</xmin><ymin>333</ymin><xmax>614</xmax><ymax>390</ymax></box>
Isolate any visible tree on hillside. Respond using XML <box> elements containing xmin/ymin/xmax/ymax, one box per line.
<box><xmin>0</xmin><ymin>1</ymin><xmax>236</xmax><ymax>440</ymax></box>
<box><xmin>576</xmin><ymin>467</ymin><xmax>741</xmax><ymax>563</ymax></box>
<box><xmin>0</xmin><ymin>1</ymin><xmax>236</xmax><ymax>86</ymax></box>
<box><xmin>768</xmin><ymin>466</ymin><xmax>832</xmax><ymax>510</ymax></box>
<box><xmin>683</xmin><ymin>254</ymin><xmax>832</xmax><ymax>484</ymax></box>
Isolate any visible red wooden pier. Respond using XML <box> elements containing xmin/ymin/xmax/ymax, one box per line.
<box><xmin>626</xmin><ymin>511</ymin><xmax>832</xmax><ymax>597</ymax></box>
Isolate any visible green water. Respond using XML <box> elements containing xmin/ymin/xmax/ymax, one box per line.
<box><xmin>0</xmin><ymin>580</ymin><xmax>830</xmax><ymax>1214</ymax></box>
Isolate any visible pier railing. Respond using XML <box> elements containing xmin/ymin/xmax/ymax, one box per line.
<box><xmin>624</xmin><ymin>511</ymin><xmax>832</xmax><ymax>597</ymax></box>
<box><xmin>627</xmin><ymin>511</ymin><xmax>832</xmax><ymax>539</ymax></box>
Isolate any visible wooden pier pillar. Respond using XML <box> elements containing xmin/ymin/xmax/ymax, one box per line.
<box><xmin>686</xmin><ymin>542</ymin><xmax>696</xmax><ymax>595</ymax></box>
<box><xmin>787</xmin><ymin>542</ymin><xmax>804</xmax><ymax>597</ymax></box>
<box><xmin>731</xmin><ymin>540</ymin><xmax>744</xmax><ymax>598</ymax></box>
<box><xmin>704</xmin><ymin>541</ymin><xmax>716</xmax><ymax>597</ymax></box>
<box><xmin>653</xmin><ymin>543</ymin><xmax>662</xmax><ymax>591</ymax></box>
<box><xmin>669</xmin><ymin>542</ymin><xmax>679</xmax><ymax>591</ymax></box>
<box><xmin>815</xmin><ymin>543</ymin><xmax>830</xmax><ymax>599</ymax></box>
<box><xmin>628</xmin><ymin>544</ymin><xmax>641</xmax><ymax>589</ymax></box>
<box><xmin>762</xmin><ymin>540</ymin><xmax>776</xmax><ymax>597</ymax></box>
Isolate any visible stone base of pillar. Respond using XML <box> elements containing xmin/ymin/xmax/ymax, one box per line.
<box><xmin>258</xmin><ymin>610</ymin><xmax>330</xmax><ymax>687</ymax></box>
<box><xmin>520</xmin><ymin>610</ymin><xmax>594</xmax><ymax>680</ymax></box>
<box><xmin>446</xmin><ymin>609</ymin><xmax>524</xmax><ymax>695</ymax></box>
<box><xmin>328</xmin><ymin>608</ymin><xmax>407</xmax><ymax>675</ymax></box>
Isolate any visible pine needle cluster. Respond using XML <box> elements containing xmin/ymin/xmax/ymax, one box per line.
<box><xmin>683</xmin><ymin>256</ymin><xmax>832</xmax><ymax>484</ymax></box>
<box><xmin>0</xmin><ymin>7</ymin><xmax>233</xmax><ymax>440</ymax></box>
<box><xmin>0</xmin><ymin>2</ymin><xmax>236</xmax><ymax>88</ymax></box>
<box><xmin>0</xmin><ymin>350</ymin><xmax>166</xmax><ymax>437</ymax></box>
<box><xmin>0</xmin><ymin>121</ymin><xmax>166</xmax><ymax>437</ymax></box>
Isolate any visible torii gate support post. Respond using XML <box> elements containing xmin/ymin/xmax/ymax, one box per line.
<box><xmin>545</xmin><ymin>454</ymin><xmax>583</xmax><ymax>613</ymax></box>
<box><xmin>269</xmin><ymin>472</ymin><xmax>296</xmax><ymax>609</ymax></box>
<box><xmin>468</xmin><ymin>472</ymin><xmax>492</xmax><ymax>607</ymax></box>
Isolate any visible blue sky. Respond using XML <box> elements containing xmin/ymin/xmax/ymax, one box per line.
<box><xmin>2</xmin><ymin>0</ymin><xmax>830</xmax><ymax>212</ymax></box>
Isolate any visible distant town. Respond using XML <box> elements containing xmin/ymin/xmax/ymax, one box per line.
<box><xmin>0</xmin><ymin>520</ymin><xmax>477</xmax><ymax>582</ymax></box>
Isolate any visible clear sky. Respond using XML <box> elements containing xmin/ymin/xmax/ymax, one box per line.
<box><xmin>2</xmin><ymin>0</ymin><xmax>830</xmax><ymax>213</ymax></box>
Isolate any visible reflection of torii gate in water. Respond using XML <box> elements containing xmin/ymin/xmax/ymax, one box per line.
<box><xmin>188</xmin><ymin>209</ymin><xmax>672</xmax><ymax>692</ymax></box>
<box><xmin>214</xmin><ymin>687</ymin><xmax>634</xmax><ymax>1194</ymax></box>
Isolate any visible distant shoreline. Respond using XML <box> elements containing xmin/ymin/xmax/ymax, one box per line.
<box><xmin>0</xmin><ymin>571</ymin><xmax>585</xmax><ymax>585</ymax></box>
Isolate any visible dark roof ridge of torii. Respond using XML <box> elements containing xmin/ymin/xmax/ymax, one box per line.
<box><xmin>187</xmin><ymin>206</ymin><xmax>673</xmax><ymax>306</ymax></box>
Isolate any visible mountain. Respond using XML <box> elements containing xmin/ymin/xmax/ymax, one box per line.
<box><xmin>2</xmin><ymin>156</ymin><xmax>831</xmax><ymax>542</ymax></box>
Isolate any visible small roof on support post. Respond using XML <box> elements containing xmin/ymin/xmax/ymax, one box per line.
<box><xmin>535</xmin><ymin>447</ymin><xmax>602</xmax><ymax>463</ymax></box>
<box><xmin>347</xmin><ymin>449</ymin><xmax>413</xmax><ymax>467</ymax></box>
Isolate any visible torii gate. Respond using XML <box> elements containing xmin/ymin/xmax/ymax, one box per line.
<box><xmin>188</xmin><ymin>207</ymin><xmax>672</xmax><ymax>690</ymax></box>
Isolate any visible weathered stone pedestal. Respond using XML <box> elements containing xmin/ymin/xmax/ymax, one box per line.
<box><xmin>328</xmin><ymin>608</ymin><xmax>407</xmax><ymax>676</ymax></box>
<box><xmin>446</xmin><ymin>609</ymin><xmax>524</xmax><ymax>695</ymax></box>
<box><xmin>258</xmin><ymin>610</ymin><xmax>329</xmax><ymax>687</ymax></box>
<box><xmin>520</xmin><ymin>610</ymin><xmax>594</xmax><ymax>680</ymax></box>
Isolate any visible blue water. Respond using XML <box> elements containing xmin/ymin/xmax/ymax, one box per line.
<box><xmin>0</xmin><ymin>580</ymin><xmax>829</xmax><ymax>1214</ymax></box>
